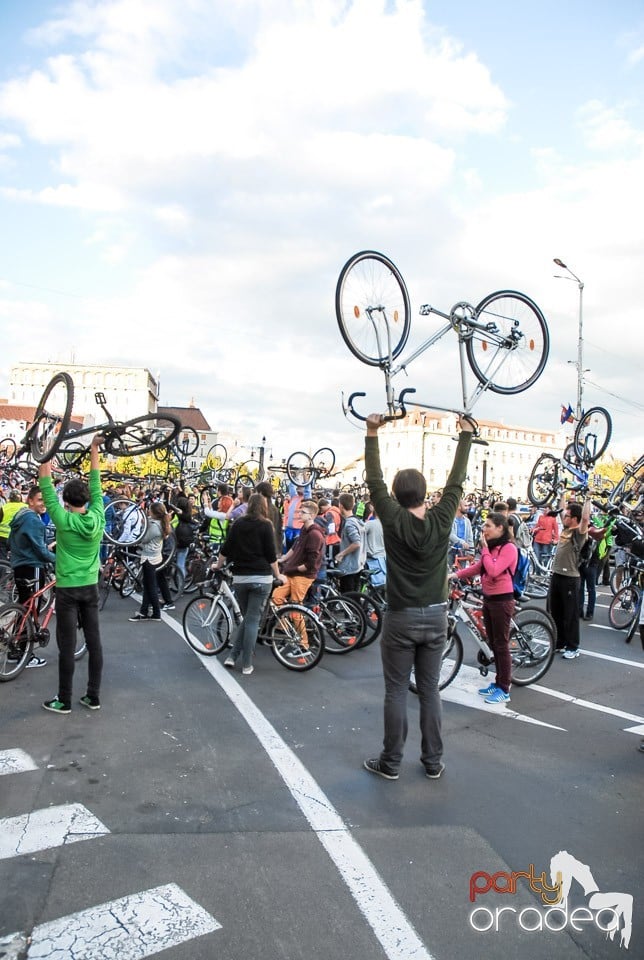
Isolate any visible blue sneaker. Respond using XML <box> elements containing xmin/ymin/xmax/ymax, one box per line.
<box><xmin>478</xmin><ymin>683</ymin><xmax>497</xmax><ymax>696</ymax></box>
<box><xmin>484</xmin><ymin>688</ymin><xmax>511</xmax><ymax>704</ymax></box>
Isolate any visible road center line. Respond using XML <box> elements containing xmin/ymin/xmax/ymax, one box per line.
<box><xmin>165</xmin><ymin>613</ymin><xmax>434</xmax><ymax>960</ymax></box>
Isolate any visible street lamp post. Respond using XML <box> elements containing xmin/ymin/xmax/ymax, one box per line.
<box><xmin>553</xmin><ymin>258</ymin><xmax>585</xmax><ymax>419</ymax></box>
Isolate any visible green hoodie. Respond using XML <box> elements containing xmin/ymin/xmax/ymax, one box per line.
<box><xmin>365</xmin><ymin>433</ymin><xmax>472</xmax><ymax>610</ymax></box>
<box><xmin>39</xmin><ymin>471</ymin><xmax>105</xmax><ymax>587</ymax></box>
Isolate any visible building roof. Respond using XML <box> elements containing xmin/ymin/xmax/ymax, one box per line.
<box><xmin>0</xmin><ymin>404</ymin><xmax>37</xmax><ymax>423</ymax></box>
<box><xmin>158</xmin><ymin>405</ymin><xmax>212</xmax><ymax>432</ymax></box>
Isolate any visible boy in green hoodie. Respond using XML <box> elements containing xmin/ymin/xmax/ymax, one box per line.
<box><xmin>39</xmin><ymin>434</ymin><xmax>105</xmax><ymax>713</ymax></box>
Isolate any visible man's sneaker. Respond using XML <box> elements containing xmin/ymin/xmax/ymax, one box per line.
<box><xmin>79</xmin><ymin>695</ymin><xmax>100</xmax><ymax>710</ymax></box>
<box><xmin>42</xmin><ymin>698</ymin><xmax>71</xmax><ymax>714</ymax></box>
<box><xmin>562</xmin><ymin>649</ymin><xmax>580</xmax><ymax>660</ymax></box>
<box><xmin>478</xmin><ymin>683</ymin><xmax>497</xmax><ymax>696</ymax></box>
<box><xmin>26</xmin><ymin>656</ymin><xmax>47</xmax><ymax>668</ymax></box>
<box><xmin>128</xmin><ymin>613</ymin><xmax>148</xmax><ymax>622</ymax></box>
<box><xmin>148</xmin><ymin>616</ymin><xmax>162</xmax><ymax>622</ymax></box>
<box><xmin>425</xmin><ymin>761</ymin><xmax>445</xmax><ymax>779</ymax></box>
<box><xmin>242</xmin><ymin>665</ymin><xmax>254</xmax><ymax>676</ymax></box>
<box><xmin>484</xmin><ymin>688</ymin><xmax>511</xmax><ymax>704</ymax></box>
<box><xmin>363</xmin><ymin>758</ymin><xmax>399</xmax><ymax>780</ymax></box>
<box><xmin>162</xmin><ymin>603</ymin><xmax>175</xmax><ymax>611</ymax></box>
<box><xmin>223</xmin><ymin>656</ymin><xmax>235</xmax><ymax>668</ymax></box>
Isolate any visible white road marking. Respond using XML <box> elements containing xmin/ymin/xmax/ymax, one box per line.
<box><xmin>170</xmin><ymin>618</ymin><xmax>434</xmax><ymax>960</ymax></box>
<box><xmin>528</xmin><ymin>682</ymin><xmax>644</xmax><ymax>725</ymax></box>
<box><xmin>439</xmin><ymin>665</ymin><xmax>566</xmax><ymax>729</ymax></box>
<box><xmin>580</xmin><ymin>648</ymin><xmax>644</xmax><ymax>669</ymax></box>
<box><xmin>0</xmin><ymin>803</ymin><xmax>109</xmax><ymax>861</ymax></box>
<box><xmin>4</xmin><ymin>883</ymin><xmax>220</xmax><ymax>959</ymax></box>
<box><xmin>0</xmin><ymin>748</ymin><xmax>38</xmax><ymax>776</ymax></box>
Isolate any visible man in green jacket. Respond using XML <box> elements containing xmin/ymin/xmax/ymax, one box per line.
<box><xmin>39</xmin><ymin>434</ymin><xmax>105</xmax><ymax>714</ymax></box>
<box><xmin>363</xmin><ymin>413</ymin><xmax>474</xmax><ymax>781</ymax></box>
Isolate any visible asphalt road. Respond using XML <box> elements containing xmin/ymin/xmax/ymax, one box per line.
<box><xmin>1</xmin><ymin>585</ymin><xmax>642</xmax><ymax>960</ymax></box>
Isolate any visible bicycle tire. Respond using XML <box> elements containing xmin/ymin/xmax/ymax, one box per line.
<box><xmin>344</xmin><ymin>591</ymin><xmax>382</xmax><ymax>647</ymax></box>
<box><xmin>103</xmin><ymin>414</ymin><xmax>181</xmax><ymax>457</ymax></box>
<box><xmin>335</xmin><ymin>250</ymin><xmax>411</xmax><ymax>365</ymax></box>
<box><xmin>409</xmin><ymin>627</ymin><xmax>464</xmax><ymax>694</ymax></box>
<box><xmin>176</xmin><ymin>427</ymin><xmax>200</xmax><ymax>457</ymax></box>
<box><xmin>56</xmin><ymin>440</ymin><xmax>88</xmax><ymax>470</ymax></box>
<box><xmin>573</xmin><ymin>406</ymin><xmax>612</xmax><ymax>463</ymax></box>
<box><xmin>608</xmin><ymin>585</ymin><xmax>640</xmax><ymax>630</ymax></box>
<box><xmin>610</xmin><ymin>565</ymin><xmax>634</xmax><ymax>596</ymax></box>
<box><xmin>0</xmin><ymin>437</ymin><xmax>17</xmax><ymax>461</ymax></box>
<box><xmin>311</xmin><ymin>447</ymin><xmax>335</xmax><ymax>479</ymax></box>
<box><xmin>0</xmin><ymin>604</ymin><xmax>34</xmax><ymax>681</ymax></box>
<box><xmin>153</xmin><ymin>446</ymin><xmax>170</xmax><ymax>463</ymax></box>
<box><xmin>316</xmin><ymin>595</ymin><xmax>366</xmax><ymax>654</ymax></box>
<box><xmin>182</xmin><ymin>594</ymin><xmax>232</xmax><ymax>655</ymax></box>
<box><xmin>286</xmin><ymin>451</ymin><xmax>314</xmax><ymax>486</ymax></box>
<box><xmin>509</xmin><ymin>610</ymin><xmax>555</xmax><ymax>685</ymax></box>
<box><xmin>608</xmin><ymin>454</ymin><xmax>644</xmax><ymax>510</ymax></box>
<box><xmin>98</xmin><ymin>566</ymin><xmax>114</xmax><ymax>610</ymax></box>
<box><xmin>74</xmin><ymin>625</ymin><xmax>87</xmax><ymax>660</ymax></box>
<box><xmin>0</xmin><ymin>562</ymin><xmax>15</xmax><ymax>604</ymax></box>
<box><xmin>205</xmin><ymin>443</ymin><xmax>228</xmax><ymax>468</ymax></box>
<box><xmin>168</xmin><ymin>567</ymin><xmax>185</xmax><ymax>599</ymax></box>
<box><xmin>119</xmin><ymin>570</ymin><xmax>139</xmax><ymax>598</ymax></box>
<box><xmin>30</xmin><ymin>372</ymin><xmax>75</xmax><ymax>463</ymax></box>
<box><xmin>103</xmin><ymin>499</ymin><xmax>147</xmax><ymax>546</ymax></box>
<box><xmin>267</xmin><ymin>604</ymin><xmax>324</xmax><ymax>671</ymax></box>
<box><xmin>527</xmin><ymin>454</ymin><xmax>559</xmax><ymax>507</ymax></box>
<box><xmin>467</xmin><ymin>291</ymin><xmax>549</xmax><ymax>395</ymax></box>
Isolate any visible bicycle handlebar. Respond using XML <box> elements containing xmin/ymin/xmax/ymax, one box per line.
<box><xmin>344</xmin><ymin>387</ymin><xmax>417</xmax><ymax>422</ymax></box>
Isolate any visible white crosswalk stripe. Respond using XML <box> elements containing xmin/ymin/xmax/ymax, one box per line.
<box><xmin>0</xmin><ymin>803</ymin><xmax>109</xmax><ymax>861</ymax></box>
<box><xmin>3</xmin><ymin>883</ymin><xmax>221</xmax><ymax>959</ymax></box>
<box><xmin>0</xmin><ymin>749</ymin><xmax>38</xmax><ymax>776</ymax></box>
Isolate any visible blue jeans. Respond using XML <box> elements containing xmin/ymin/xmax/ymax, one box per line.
<box><xmin>533</xmin><ymin>542</ymin><xmax>554</xmax><ymax>568</ymax></box>
<box><xmin>229</xmin><ymin>580</ymin><xmax>272</xmax><ymax>669</ymax></box>
<box><xmin>175</xmin><ymin>547</ymin><xmax>188</xmax><ymax>576</ymax></box>
<box><xmin>379</xmin><ymin>605</ymin><xmax>447</xmax><ymax>772</ymax></box>
<box><xmin>56</xmin><ymin>584</ymin><xmax>102</xmax><ymax>706</ymax></box>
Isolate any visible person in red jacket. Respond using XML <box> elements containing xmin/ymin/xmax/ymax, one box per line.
<box><xmin>455</xmin><ymin>512</ymin><xmax>518</xmax><ymax>704</ymax></box>
<box><xmin>532</xmin><ymin>508</ymin><xmax>559</xmax><ymax>568</ymax></box>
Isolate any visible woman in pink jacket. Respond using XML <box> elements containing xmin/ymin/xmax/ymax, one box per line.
<box><xmin>455</xmin><ymin>512</ymin><xmax>518</xmax><ymax>704</ymax></box>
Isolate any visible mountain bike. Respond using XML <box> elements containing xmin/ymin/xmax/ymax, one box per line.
<box><xmin>608</xmin><ymin>454</ymin><xmax>644</xmax><ymax>512</ymax></box>
<box><xmin>409</xmin><ymin>585</ymin><xmax>556</xmax><ymax>695</ymax></box>
<box><xmin>182</xmin><ymin>569</ymin><xmax>324</xmax><ymax>671</ymax></box>
<box><xmin>336</xmin><ymin>250</ymin><xmax>549</xmax><ymax>424</ymax></box>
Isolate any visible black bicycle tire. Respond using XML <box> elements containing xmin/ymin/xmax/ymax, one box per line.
<box><xmin>176</xmin><ymin>427</ymin><xmax>200</xmax><ymax>457</ymax></box>
<box><xmin>608</xmin><ymin>585</ymin><xmax>640</xmax><ymax>630</ymax></box>
<box><xmin>509</xmin><ymin>611</ymin><xmax>555</xmax><ymax>685</ymax></box>
<box><xmin>267</xmin><ymin>604</ymin><xmax>325</xmax><ymax>671</ymax></box>
<box><xmin>335</xmin><ymin>250</ymin><xmax>411</xmax><ymax>366</ymax></box>
<box><xmin>30</xmin><ymin>372</ymin><xmax>75</xmax><ymax>463</ymax></box>
<box><xmin>527</xmin><ymin>454</ymin><xmax>559</xmax><ymax>507</ymax></box>
<box><xmin>467</xmin><ymin>291</ymin><xmax>549</xmax><ymax>395</ymax></box>
<box><xmin>343</xmin><ymin>591</ymin><xmax>382</xmax><ymax>647</ymax></box>
<box><xmin>317</xmin><ymin>595</ymin><xmax>366</xmax><ymax>654</ymax></box>
<box><xmin>573</xmin><ymin>406</ymin><xmax>612</xmax><ymax>463</ymax></box>
<box><xmin>102</xmin><ymin>499</ymin><xmax>147</xmax><ymax>546</ymax></box>
<box><xmin>103</xmin><ymin>414</ymin><xmax>181</xmax><ymax>457</ymax></box>
<box><xmin>311</xmin><ymin>447</ymin><xmax>336</xmax><ymax>479</ymax></box>
<box><xmin>182</xmin><ymin>594</ymin><xmax>231</xmax><ymax>656</ymax></box>
<box><xmin>74</xmin><ymin>627</ymin><xmax>87</xmax><ymax>660</ymax></box>
<box><xmin>0</xmin><ymin>604</ymin><xmax>34</xmax><ymax>681</ymax></box>
<box><xmin>0</xmin><ymin>437</ymin><xmax>17</xmax><ymax>461</ymax></box>
<box><xmin>56</xmin><ymin>440</ymin><xmax>89</xmax><ymax>470</ymax></box>
<box><xmin>205</xmin><ymin>443</ymin><xmax>228</xmax><ymax>468</ymax></box>
<box><xmin>286</xmin><ymin>451</ymin><xmax>314</xmax><ymax>486</ymax></box>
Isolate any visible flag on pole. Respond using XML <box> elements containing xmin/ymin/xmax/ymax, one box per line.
<box><xmin>560</xmin><ymin>403</ymin><xmax>574</xmax><ymax>424</ymax></box>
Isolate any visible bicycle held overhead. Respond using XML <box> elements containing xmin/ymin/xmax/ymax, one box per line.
<box><xmin>336</xmin><ymin>250</ymin><xmax>550</xmax><ymax>427</ymax></box>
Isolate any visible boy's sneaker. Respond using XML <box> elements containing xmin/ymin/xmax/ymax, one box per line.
<box><xmin>242</xmin><ymin>665</ymin><xmax>254</xmax><ymax>676</ymax></box>
<box><xmin>42</xmin><ymin>698</ymin><xmax>71</xmax><ymax>714</ymax></box>
<box><xmin>562</xmin><ymin>649</ymin><xmax>580</xmax><ymax>660</ymax></box>
<box><xmin>128</xmin><ymin>613</ymin><xmax>148</xmax><ymax>622</ymax></box>
<box><xmin>363</xmin><ymin>758</ymin><xmax>399</xmax><ymax>780</ymax></box>
<box><xmin>162</xmin><ymin>603</ymin><xmax>175</xmax><ymax>611</ymax></box>
<box><xmin>484</xmin><ymin>688</ymin><xmax>511</xmax><ymax>704</ymax></box>
<box><xmin>478</xmin><ymin>683</ymin><xmax>497</xmax><ymax>696</ymax></box>
<box><xmin>425</xmin><ymin>762</ymin><xmax>445</xmax><ymax>779</ymax></box>
<box><xmin>26</xmin><ymin>656</ymin><xmax>47</xmax><ymax>668</ymax></box>
<box><xmin>223</xmin><ymin>656</ymin><xmax>235</xmax><ymax>668</ymax></box>
<box><xmin>79</xmin><ymin>695</ymin><xmax>100</xmax><ymax>710</ymax></box>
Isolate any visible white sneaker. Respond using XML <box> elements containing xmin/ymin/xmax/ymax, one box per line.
<box><xmin>562</xmin><ymin>649</ymin><xmax>580</xmax><ymax>660</ymax></box>
<box><xmin>223</xmin><ymin>657</ymin><xmax>235</xmax><ymax>668</ymax></box>
<box><xmin>242</xmin><ymin>665</ymin><xmax>254</xmax><ymax>676</ymax></box>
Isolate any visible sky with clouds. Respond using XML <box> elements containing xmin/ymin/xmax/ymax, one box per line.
<box><xmin>0</xmin><ymin>0</ymin><xmax>643</xmax><ymax>471</ymax></box>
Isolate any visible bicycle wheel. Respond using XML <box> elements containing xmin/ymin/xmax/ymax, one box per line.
<box><xmin>335</xmin><ymin>251</ymin><xmax>411</xmax><ymax>365</ymax></box>
<box><xmin>55</xmin><ymin>440</ymin><xmax>88</xmax><ymax>470</ymax></box>
<box><xmin>311</xmin><ymin>447</ymin><xmax>335</xmax><ymax>479</ymax></box>
<box><xmin>0</xmin><ymin>563</ymin><xmax>16</xmax><ymax>605</ymax></box>
<box><xmin>0</xmin><ymin>437</ymin><xmax>17</xmax><ymax>461</ymax></box>
<box><xmin>29</xmin><ymin>372</ymin><xmax>74</xmax><ymax>463</ymax></box>
<box><xmin>183</xmin><ymin>595</ymin><xmax>232</xmax><ymax>655</ymax></box>
<box><xmin>268</xmin><ymin>604</ymin><xmax>324</xmax><ymax>671</ymax></box>
<box><xmin>317</xmin><ymin>595</ymin><xmax>366</xmax><ymax>654</ymax></box>
<box><xmin>467</xmin><ymin>291</ymin><xmax>549</xmax><ymax>395</ymax></box>
<box><xmin>119</xmin><ymin>570</ymin><xmax>139</xmax><ymax>598</ymax></box>
<box><xmin>98</xmin><ymin>565</ymin><xmax>114</xmax><ymax>611</ymax></box>
<box><xmin>103</xmin><ymin>414</ymin><xmax>181</xmax><ymax>457</ymax></box>
<box><xmin>527</xmin><ymin>454</ymin><xmax>559</xmax><ymax>507</ymax></box>
<box><xmin>176</xmin><ymin>427</ymin><xmax>200</xmax><ymax>457</ymax></box>
<box><xmin>573</xmin><ymin>407</ymin><xmax>612</xmax><ymax>463</ymax></box>
<box><xmin>608</xmin><ymin>586</ymin><xmax>640</xmax><ymax>630</ymax></box>
<box><xmin>608</xmin><ymin>454</ymin><xmax>644</xmax><ymax>510</ymax></box>
<box><xmin>74</xmin><ymin>622</ymin><xmax>87</xmax><ymax>660</ymax></box>
<box><xmin>153</xmin><ymin>445</ymin><xmax>170</xmax><ymax>463</ymax></box>
<box><xmin>103</xmin><ymin>499</ymin><xmax>147</xmax><ymax>546</ymax></box>
<box><xmin>344</xmin><ymin>591</ymin><xmax>382</xmax><ymax>647</ymax></box>
<box><xmin>610</xmin><ymin>564</ymin><xmax>634</xmax><ymax>595</ymax></box>
<box><xmin>509</xmin><ymin>611</ymin><xmax>555</xmax><ymax>685</ymax></box>
<box><xmin>409</xmin><ymin>626</ymin><xmax>463</xmax><ymax>694</ymax></box>
<box><xmin>236</xmin><ymin>459</ymin><xmax>263</xmax><ymax>487</ymax></box>
<box><xmin>286</xmin><ymin>451</ymin><xmax>314</xmax><ymax>486</ymax></box>
<box><xmin>168</xmin><ymin>566</ymin><xmax>185</xmax><ymax>599</ymax></box>
<box><xmin>0</xmin><ymin>604</ymin><xmax>34</xmax><ymax>681</ymax></box>
<box><xmin>205</xmin><ymin>443</ymin><xmax>228</xmax><ymax>468</ymax></box>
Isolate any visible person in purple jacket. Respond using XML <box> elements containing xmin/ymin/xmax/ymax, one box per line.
<box><xmin>455</xmin><ymin>511</ymin><xmax>518</xmax><ymax>704</ymax></box>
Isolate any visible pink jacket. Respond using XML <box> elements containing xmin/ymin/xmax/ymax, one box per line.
<box><xmin>456</xmin><ymin>541</ymin><xmax>518</xmax><ymax>596</ymax></box>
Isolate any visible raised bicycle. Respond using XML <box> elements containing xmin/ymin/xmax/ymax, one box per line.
<box><xmin>336</xmin><ymin>250</ymin><xmax>549</xmax><ymax>425</ymax></box>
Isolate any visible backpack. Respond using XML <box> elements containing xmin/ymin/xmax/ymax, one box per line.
<box><xmin>512</xmin><ymin>548</ymin><xmax>531</xmax><ymax>599</ymax></box>
<box><xmin>577</xmin><ymin>537</ymin><xmax>595</xmax><ymax>568</ymax></box>
<box><xmin>513</xmin><ymin>517</ymin><xmax>533</xmax><ymax>550</ymax></box>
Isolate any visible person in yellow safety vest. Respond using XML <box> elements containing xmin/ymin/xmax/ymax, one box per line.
<box><xmin>0</xmin><ymin>490</ymin><xmax>25</xmax><ymax>561</ymax></box>
<box><xmin>202</xmin><ymin>483</ymin><xmax>233</xmax><ymax>544</ymax></box>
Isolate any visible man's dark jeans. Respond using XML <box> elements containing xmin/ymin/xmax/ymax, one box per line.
<box><xmin>56</xmin><ymin>584</ymin><xmax>102</xmax><ymax>706</ymax></box>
